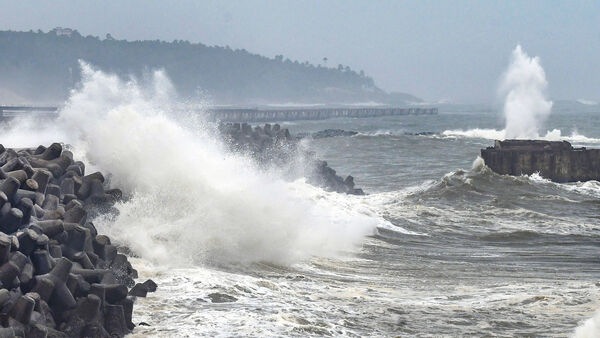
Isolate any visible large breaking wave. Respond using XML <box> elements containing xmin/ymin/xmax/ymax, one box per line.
<box><xmin>0</xmin><ymin>63</ymin><xmax>383</xmax><ymax>266</ymax></box>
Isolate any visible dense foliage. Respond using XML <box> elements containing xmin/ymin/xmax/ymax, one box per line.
<box><xmin>0</xmin><ymin>28</ymin><xmax>418</xmax><ymax>104</ymax></box>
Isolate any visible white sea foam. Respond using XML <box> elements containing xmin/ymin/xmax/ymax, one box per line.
<box><xmin>572</xmin><ymin>310</ymin><xmax>600</xmax><ymax>338</ymax></box>
<box><xmin>441</xmin><ymin>128</ymin><xmax>600</xmax><ymax>145</ymax></box>
<box><xmin>1</xmin><ymin>62</ymin><xmax>381</xmax><ymax>266</ymax></box>
<box><xmin>471</xmin><ymin>156</ymin><xmax>486</xmax><ymax>171</ymax></box>
<box><xmin>526</xmin><ymin>172</ymin><xmax>552</xmax><ymax>184</ymax></box>
<box><xmin>563</xmin><ymin>131</ymin><xmax>600</xmax><ymax>145</ymax></box>
<box><xmin>562</xmin><ymin>180</ymin><xmax>600</xmax><ymax>199</ymax></box>
<box><xmin>441</xmin><ymin>128</ymin><xmax>506</xmax><ymax>140</ymax></box>
<box><xmin>355</xmin><ymin>129</ymin><xmax>394</xmax><ymax>137</ymax></box>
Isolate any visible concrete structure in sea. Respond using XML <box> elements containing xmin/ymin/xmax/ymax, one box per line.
<box><xmin>481</xmin><ymin>140</ymin><xmax>600</xmax><ymax>183</ymax></box>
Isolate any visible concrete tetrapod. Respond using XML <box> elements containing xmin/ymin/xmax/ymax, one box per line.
<box><xmin>0</xmin><ymin>143</ymin><xmax>154</xmax><ymax>337</ymax></box>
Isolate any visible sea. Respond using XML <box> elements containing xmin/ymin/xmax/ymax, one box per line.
<box><xmin>1</xmin><ymin>64</ymin><xmax>600</xmax><ymax>337</ymax></box>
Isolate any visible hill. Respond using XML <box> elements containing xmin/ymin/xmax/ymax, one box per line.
<box><xmin>0</xmin><ymin>28</ymin><xmax>421</xmax><ymax>105</ymax></box>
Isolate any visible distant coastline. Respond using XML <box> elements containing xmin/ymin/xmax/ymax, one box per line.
<box><xmin>0</xmin><ymin>28</ymin><xmax>421</xmax><ymax>106</ymax></box>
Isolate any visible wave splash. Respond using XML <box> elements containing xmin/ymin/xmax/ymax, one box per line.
<box><xmin>500</xmin><ymin>45</ymin><xmax>553</xmax><ymax>139</ymax></box>
<box><xmin>573</xmin><ymin>310</ymin><xmax>600</xmax><ymax>338</ymax></box>
<box><xmin>439</xmin><ymin>46</ymin><xmax>600</xmax><ymax>144</ymax></box>
<box><xmin>0</xmin><ymin>62</ymin><xmax>379</xmax><ymax>266</ymax></box>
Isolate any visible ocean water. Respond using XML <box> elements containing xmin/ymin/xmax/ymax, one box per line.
<box><xmin>1</xmin><ymin>64</ymin><xmax>599</xmax><ymax>337</ymax></box>
<box><xmin>125</xmin><ymin>107</ymin><xmax>600</xmax><ymax>337</ymax></box>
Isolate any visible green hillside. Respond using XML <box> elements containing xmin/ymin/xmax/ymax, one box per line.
<box><xmin>0</xmin><ymin>28</ymin><xmax>420</xmax><ymax>105</ymax></box>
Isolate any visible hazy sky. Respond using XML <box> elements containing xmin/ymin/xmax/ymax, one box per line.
<box><xmin>1</xmin><ymin>0</ymin><xmax>598</xmax><ymax>103</ymax></box>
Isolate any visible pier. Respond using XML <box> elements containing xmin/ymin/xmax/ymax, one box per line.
<box><xmin>0</xmin><ymin>105</ymin><xmax>58</xmax><ymax>117</ymax></box>
<box><xmin>0</xmin><ymin>105</ymin><xmax>438</xmax><ymax>122</ymax></box>
<box><xmin>205</xmin><ymin>107</ymin><xmax>438</xmax><ymax>122</ymax></box>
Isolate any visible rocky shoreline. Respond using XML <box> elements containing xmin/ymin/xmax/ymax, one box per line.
<box><xmin>0</xmin><ymin>143</ymin><xmax>153</xmax><ymax>337</ymax></box>
<box><xmin>218</xmin><ymin>122</ymin><xmax>364</xmax><ymax>195</ymax></box>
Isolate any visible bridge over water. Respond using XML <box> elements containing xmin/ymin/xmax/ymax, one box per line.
<box><xmin>205</xmin><ymin>107</ymin><xmax>437</xmax><ymax>122</ymax></box>
<box><xmin>0</xmin><ymin>106</ymin><xmax>58</xmax><ymax>117</ymax></box>
<box><xmin>0</xmin><ymin>105</ymin><xmax>437</xmax><ymax>122</ymax></box>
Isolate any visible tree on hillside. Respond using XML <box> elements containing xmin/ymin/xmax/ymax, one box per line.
<box><xmin>0</xmin><ymin>29</ymin><xmax>402</xmax><ymax>105</ymax></box>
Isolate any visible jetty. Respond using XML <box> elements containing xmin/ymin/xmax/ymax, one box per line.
<box><xmin>481</xmin><ymin>140</ymin><xmax>600</xmax><ymax>182</ymax></box>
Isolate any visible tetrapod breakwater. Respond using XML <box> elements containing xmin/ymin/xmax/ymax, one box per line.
<box><xmin>0</xmin><ymin>142</ymin><xmax>154</xmax><ymax>337</ymax></box>
<box><xmin>219</xmin><ymin>122</ymin><xmax>365</xmax><ymax>195</ymax></box>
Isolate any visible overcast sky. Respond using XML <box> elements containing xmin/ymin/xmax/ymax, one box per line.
<box><xmin>0</xmin><ymin>0</ymin><xmax>598</xmax><ymax>103</ymax></box>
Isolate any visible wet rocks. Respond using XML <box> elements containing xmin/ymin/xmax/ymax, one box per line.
<box><xmin>218</xmin><ymin>122</ymin><xmax>296</xmax><ymax>166</ymax></box>
<box><xmin>207</xmin><ymin>292</ymin><xmax>237</xmax><ymax>303</ymax></box>
<box><xmin>0</xmin><ymin>143</ymin><xmax>154</xmax><ymax>337</ymax></box>
<box><xmin>219</xmin><ymin>123</ymin><xmax>365</xmax><ymax>195</ymax></box>
<box><xmin>311</xmin><ymin>161</ymin><xmax>364</xmax><ymax>195</ymax></box>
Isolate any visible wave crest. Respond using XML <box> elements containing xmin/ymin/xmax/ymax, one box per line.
<box><xmin>441</xmin><ymin>128</ymin><xmax>600</xmax><ymax>145</ymax></box>
<box><xmin>2</xmin><ymin>62</ymin><xmax>381</xmax><ymax>266</ymax></box>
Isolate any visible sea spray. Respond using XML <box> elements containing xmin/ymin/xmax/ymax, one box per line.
<box><xmin>440</xmin><ymin>128</ymin><xmax>600</xmax><ymax>146</ymax></box>
<box><xmin>500</xmin><ymin>45</ymin><xmax>553</xmax><ymax>139</ymax></box>
<box><xmin>1</xmin><ymin>63</ymin><xmax>380</xmax><ymax>266</ymax></box>
<box><xmin>441</xmin><ymin>45</ymin><xmax>556</xmax><ymax>140</ymax></box>
<box><xmin>573</xmin><ymin>310</ymin><xmax>600</xmax><ymax>338</ymax></box>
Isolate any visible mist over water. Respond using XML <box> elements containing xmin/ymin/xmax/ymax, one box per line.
<box><xmin>1</xmin><ymin>63</ymin><xmax>381</xmax><ymax>266</ymax></box>
<box><xmin>0</xmin><ymin>60</ymin><xmax>598</xmax><ymax>336</ymax></box>
<box><xmin>501</xmin><ymin>45</ymin><xmax>553</xmax><ymax>139</ymax></box>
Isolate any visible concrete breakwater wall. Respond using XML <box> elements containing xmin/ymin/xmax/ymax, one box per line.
<box><xmin>0</xmin><ymin>143</ymin><xmax>154</xmax><ymax>337</ymax></box>
<box><xmin>481</xmin><ymin>140</ymin><xmax>600</xmax><ymax>183</ymax></box>
<box><xmin>207</xmin><ymin>107</ymin><xmax>438</xmax><ymax>122</ymax></box>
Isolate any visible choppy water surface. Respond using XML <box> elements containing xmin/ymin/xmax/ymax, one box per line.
<box><xmin>5</xmin><ymin>68</ymin><xmax>597</xmax><ymax>336</ymax></box>
<box><xmin>127</xmin><ymin>108</ymin><xmax>600</xmax><ymax>337</ymax></box>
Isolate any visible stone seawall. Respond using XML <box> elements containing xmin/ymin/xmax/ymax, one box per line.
<box><xmin>481</xmin><ymin>140</ymin><xmax>600</xmax><ymax>183</ymax></box>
